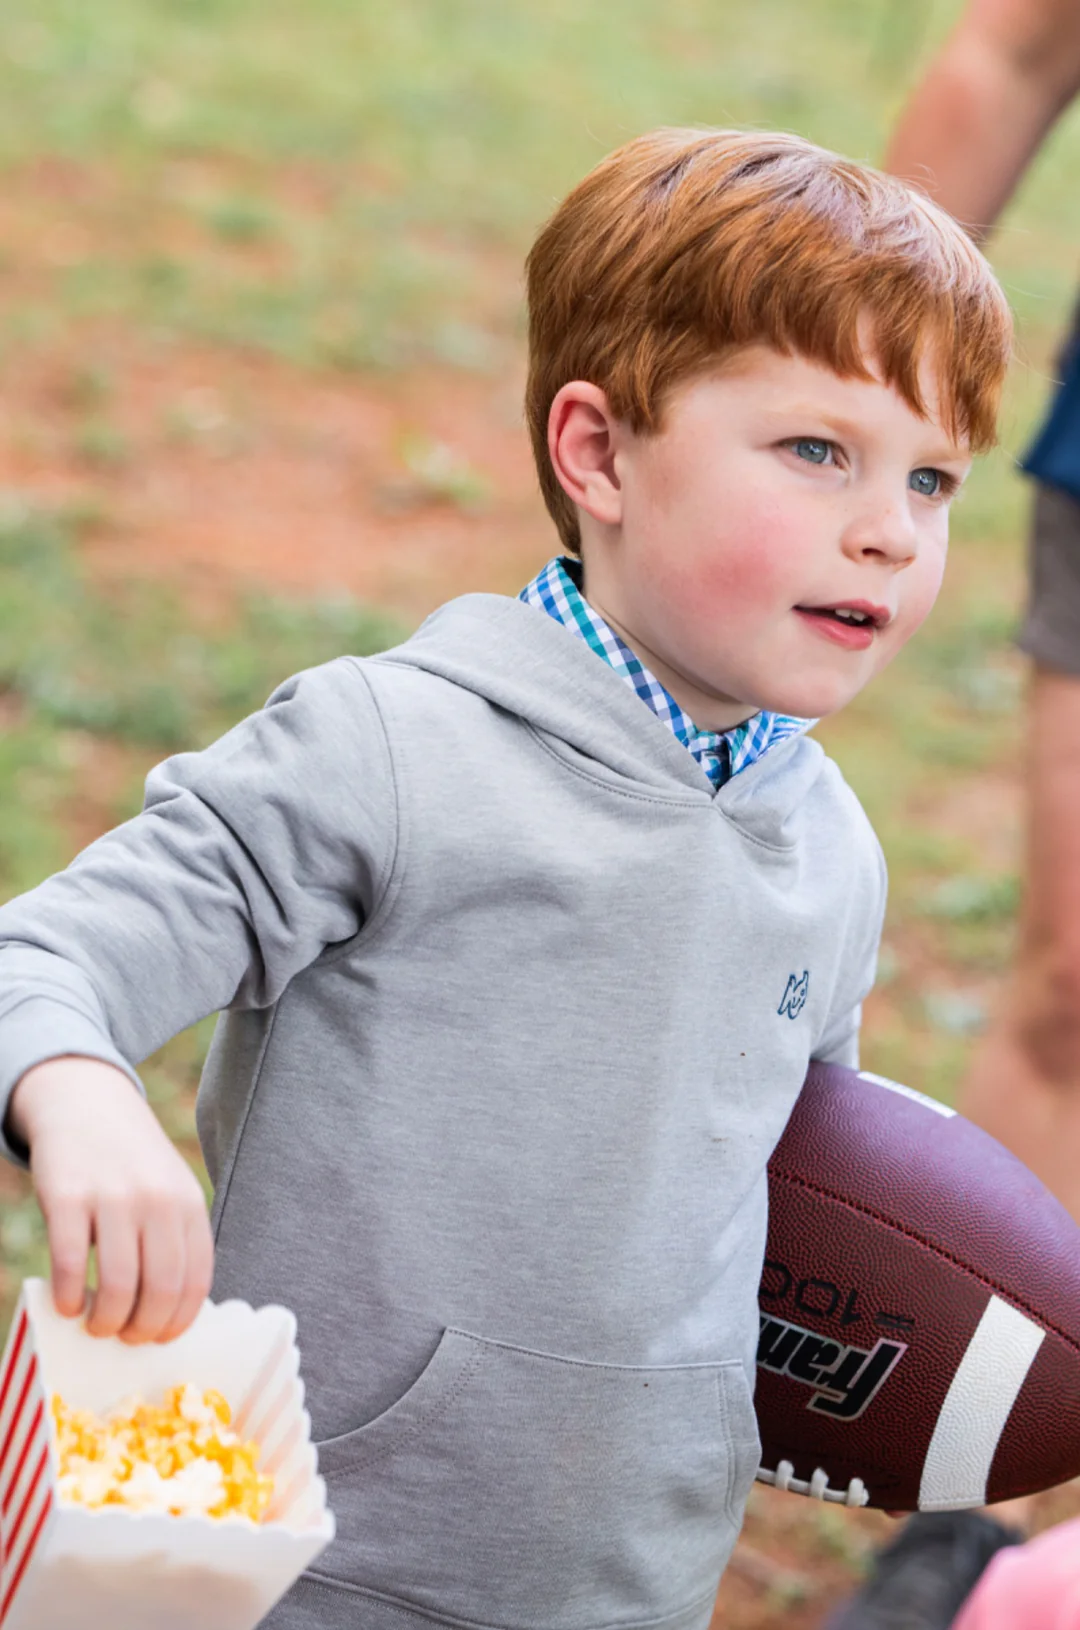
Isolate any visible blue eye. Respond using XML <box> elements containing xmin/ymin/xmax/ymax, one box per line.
<box><xmin>792</xmin><ymin>438</ymin><xmax>832</xmax><ymax>465</ymax></box>
<box><xmin>909</xmin><ymin>468</ymin><xmax>941</xmax><ymax>497</ymax></box>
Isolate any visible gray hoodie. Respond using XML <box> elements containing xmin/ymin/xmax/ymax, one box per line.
<box><xmin>0</xmin><ymin>593</ymin><xmax>885</xmax><ymax>1630</ymax></box>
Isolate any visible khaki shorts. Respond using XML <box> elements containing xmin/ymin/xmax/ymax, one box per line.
<box><xmin>1017</xmin><ymin>481</ymin><xmax>1080</xmax><ymax>676</ymax></box>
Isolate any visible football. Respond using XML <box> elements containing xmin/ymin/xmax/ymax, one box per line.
<box><xmin>755</xmin><ymin>1061</ymin><xmax>1080</xmax><ymax>1512</ymax></box>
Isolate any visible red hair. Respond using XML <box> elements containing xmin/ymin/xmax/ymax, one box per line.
<box><xmin>525</xmin><ymin>128</ymin><xmax>1013</xmax><ymax>551</ymax></box>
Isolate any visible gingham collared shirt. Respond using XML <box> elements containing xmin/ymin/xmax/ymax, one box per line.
<box><xmin>519</xmin><ymin>556</ymin><xmax>812</xmax><ymax>790</ymax></box>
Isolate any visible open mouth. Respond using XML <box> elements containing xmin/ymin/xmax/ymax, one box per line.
<box><xmin>795</xmin><ymin>603</ymin><xmax>887</xmax><ymax>649</ymax></box>
<box><xmin>796</xmin><ymin>604</ymin><xmax>885</xmax><ymax>629</ymax></box>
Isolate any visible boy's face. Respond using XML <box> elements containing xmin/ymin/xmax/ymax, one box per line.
<box><xmin>568</xmin><ymin>343</ymin><xmax>972</xmax><ymax>730</ymax></box>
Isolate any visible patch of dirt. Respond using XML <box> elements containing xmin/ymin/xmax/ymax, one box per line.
<box><xmin>0</xmin><ymin>153</ymin><xmax>537</xmax><ymax>618</ymax></box>
<box><xmin>714</xmin><ymin>1487</ymin><xmax>893</xmax><ymax>1626</ymax></box>
<box><xmin>0</xmin><ymin>334</ymin><xmax>553</xmax><ymax>622</ymax></box>
<box><xmin>0</xmin><ymin>690</ymin><xmax>28</xmax><ymax>731</ymax></box>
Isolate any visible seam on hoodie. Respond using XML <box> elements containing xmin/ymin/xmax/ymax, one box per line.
<box><xmin>810</xmin><ymin>835</ymin><xmax>887</xmax><ymax>1057</ymax></box>
<box><xmin>0</xmin><ymin>985</ymin><xmax>113</xmax><ymax>1027</ymax></box>
<box><xmin>297</xmin><ymin>1571</ymin><xmax>721</xmax><ymax>1630</ymax></box>
<box><xmin>0</xmin><ymin>941</ymin><xmax>158</xmax><ymax>1063</ymax></box>
<box><xmin>710</xmin><ymin>801</ymin><xmax>797</xmax><ymax>854</ymax></box>
<box><xmin>437</xmin><ymin>1329</ymin><xmax>747</xmax><ymax>1374</ymax></box>
<box><xmin>208</xmin><ymin>998</ymin><xmax>283</xmax><ymax>1242</ymax></box>
<box><xmin>524</xmin><ymin>725</ymin><xmax>709</xmax><ymax>808</ymax></box>
<box><xmin>370</xmin><ymin>637</ymin><xmax>718</xmax><ymax>805</ymax></box>
<box><xmin>314</xmin><ymin>1349</ymin><xmax>486</xmax><ymax>1473</ymax></box>
<box><xmin>308</xmin><ymin>660</ymin><xmax>407</xmax><ymax>970</ymax></box>
<box><xmin>213</xmin><ymin>661</ymin><xmax>405</xmax><ymax>1224</ymax></box>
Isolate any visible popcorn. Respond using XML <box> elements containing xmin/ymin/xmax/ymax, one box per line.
<box><xmin>0</xmin><ymin>1283</ymin><xmax>333</xmax><ymax>1630</ymax></box>
<box><xmin>52</xmin><ymin>1384</ymin><xmax>274</xmax><ymax>1522</ymax></box>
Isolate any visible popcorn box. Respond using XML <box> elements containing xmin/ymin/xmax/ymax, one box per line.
<box><xmin>0</xmin><ymin>1279</ymin><xmax>335</xmax><ymax>1630</ymax></box>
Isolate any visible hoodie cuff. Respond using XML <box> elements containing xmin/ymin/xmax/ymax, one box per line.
<box><xmin>0</xmin><ymin>996</ymin><xmax>145</xmax><ymax>1168</ymax></box>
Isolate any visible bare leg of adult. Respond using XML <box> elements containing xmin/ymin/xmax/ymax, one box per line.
<box><xmin>961</xmin><ymin>664</ymin><xmax>1080</xmax><ymax>1222</ymax></box>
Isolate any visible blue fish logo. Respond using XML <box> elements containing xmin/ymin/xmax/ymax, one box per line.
<box><xmin>778</xmin><ymin>970</ymin><xmax>810</xmax><ymax>1020</ymax></box>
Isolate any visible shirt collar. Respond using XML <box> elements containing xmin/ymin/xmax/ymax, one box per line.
<box><xmin>519</xmin><ymin>556</ymin><xmax>813</xmax><ymax>788</ymax></box>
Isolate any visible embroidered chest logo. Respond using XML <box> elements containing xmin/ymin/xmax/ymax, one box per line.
<box><xmin>778</xmin><ymin>970</ymin><xmax>810</xmax><ymax>1020</ymax></box>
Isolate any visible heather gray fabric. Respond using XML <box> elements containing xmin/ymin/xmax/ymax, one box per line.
<box><xmin>0</xmin><ymin>592</ymin><xmax>886</xmax><ymax>1630</ymax></box>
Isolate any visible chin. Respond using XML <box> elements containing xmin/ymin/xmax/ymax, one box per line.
<box><xmin>756</xmin><ymin>681</ymin><xmax>860</xmax><ymax>720</ymax></box>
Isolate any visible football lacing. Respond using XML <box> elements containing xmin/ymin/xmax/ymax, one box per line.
<box><xmin>756</xmin><ymin>1459</ymin><xmax>869</xmax><ymax>1506</ymax></box>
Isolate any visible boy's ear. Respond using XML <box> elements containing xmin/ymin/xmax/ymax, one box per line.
<box><xmin>547</xmin><ymin>382</ymin><xmax>624</xmax><ymax>527</ymax></box>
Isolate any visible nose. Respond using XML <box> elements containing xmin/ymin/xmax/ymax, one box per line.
<box><xmin>841</xmin><ymin>494</ymin><xmax>919</xmax><ymax>568</ymax></box>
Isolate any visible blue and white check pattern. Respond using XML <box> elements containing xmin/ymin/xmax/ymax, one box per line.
<box><xmin>519</xmin><ymin>557</ymin><xmax>811</xmax><ymax>789</ymax></box>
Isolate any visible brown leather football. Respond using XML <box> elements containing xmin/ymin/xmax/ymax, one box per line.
<box><xmin>756</xmin><ymin>1061</ymin><xmax>1080</xmax><ymax>1511</ymax></box>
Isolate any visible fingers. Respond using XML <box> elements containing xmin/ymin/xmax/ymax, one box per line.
<box><xmin>115</xmin><ymin>1205</ymin><xmax>185</xmax><ymax>1344</ymax></box>
<box><xmin>119</xmin><ymin>1186</ymin><xmax>213</xmax><ymax>1345</ymax></box>
<box><xmin>44</xmin><ymin>1193</ymin><xmax>92</xmax><ymax>1320</ymax></box>
<box><xmin>24</xmin><ymin>1063</ymin><xmax>214</xmax><ymax>1345</ymax></box>
<box><xmin>153</xmin><ymin>1204</ymin><xmax>215</xmax><ymax>1345</ymax></box>
<box><xmin>87</xmin><ymin>1196</ymin><xmax>141</xmax><ymax>1337</ymax></box>
<box><xmin>88</xmin><ymin>1178</ymin><xmax>213</xmax><ymax>1345</ymax></box>
<box><xmin>120</xmin><ymin>1181</ymin><xmax>214</xmax><ymax>1346</ymax></box>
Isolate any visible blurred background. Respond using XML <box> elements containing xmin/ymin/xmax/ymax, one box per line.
<box><xmin>0</xmin><ymin>1</ymin><xmax>1077</xmax><ymax>1620</ymax></box>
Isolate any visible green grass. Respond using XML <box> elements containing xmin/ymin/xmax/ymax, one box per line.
<box><xmin>0</xmin><ymin>500</ymin><xmax>403</xmax><ymax>774</ymax></box>
<box><xmin>0</xmin><ymin>0</ymin><xmax>1076</xmax><ymax>377</ymax></box>
<box><xmin>1</xmin><ymin>0</ymin><xmax>1079</xmax><ymax>1307</ymax></box>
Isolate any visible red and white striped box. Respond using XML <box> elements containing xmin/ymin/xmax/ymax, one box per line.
<box><xmin>0</xmin><ymin>1279</ymin><xmax>334</xmax><ymax>1630</ymax></box>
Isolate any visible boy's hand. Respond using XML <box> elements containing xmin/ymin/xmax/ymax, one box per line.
<box><xmin>7</xmin><ymin>1057</ymin><xmax>214</xmax><ymax>1345</ymax></box>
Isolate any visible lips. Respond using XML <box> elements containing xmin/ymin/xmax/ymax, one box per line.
<box><xmin>794</xmin><ymin>602</ymin><xmax>890</xmax><ymax>651</ymax></box>
<box><xmin>796</xmin><ymin>600</ymin><xmax>891</xmax><ymax>630</ymax></box>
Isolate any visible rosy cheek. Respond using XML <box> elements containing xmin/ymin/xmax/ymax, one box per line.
<box><xmin>631</xmin><ymin>468</ymin><xmax>804</xmax><ymax>624</ymax></box>
<box><xmin>669</xmin><ymin>534</ymin><xmax>794</xmax><ymax>617</ymax></box>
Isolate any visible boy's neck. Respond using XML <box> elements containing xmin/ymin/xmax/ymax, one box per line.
<box><xmin>574</xmin><ymin>556</ymin><xmax>760</xmax><ymax>733</ymax></box>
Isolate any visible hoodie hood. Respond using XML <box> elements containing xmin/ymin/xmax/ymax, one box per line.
<box><xmin>374</xmin><ymin>591</ymin><xmax>829</xmax><ymax>847</ymax></box>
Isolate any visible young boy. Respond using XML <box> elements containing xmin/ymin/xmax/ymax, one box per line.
<box><xmin>0</xmin><ymin>129</ymin><xmax>1010</xmax><ymax>1629</ymax></box>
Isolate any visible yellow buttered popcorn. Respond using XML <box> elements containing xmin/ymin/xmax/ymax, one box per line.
<box><xmin>52</xmin><ymin>1383</ymin><xmax>274</xmax><ymax>1523</ymax></box>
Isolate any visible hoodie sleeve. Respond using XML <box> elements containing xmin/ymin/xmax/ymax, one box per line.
<box><xmin>0</xmin><ymin>657</ymin><xmax>397</xmax><ymax>1161</ymax></box>
<box><xmin>811</xmin><ymin>820</ymin><xmax>888</xmax><ymax>1072</ymax></box>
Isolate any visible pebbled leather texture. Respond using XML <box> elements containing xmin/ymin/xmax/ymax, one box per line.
<box><xmin>756</xmin><ymin>1062</ymin><xmax>1080</xmax><ymax>1509</ymax></box>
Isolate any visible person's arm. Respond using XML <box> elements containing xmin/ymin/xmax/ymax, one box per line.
<box><xmin>885</xmin><ymin>0</ymin><xmax>1080</xmax><ymax>237</ymax></box>
<box><xmin>0</xmin><ymin>656</ymin><xmax>397</xmax><ymax>1342</ymax></box>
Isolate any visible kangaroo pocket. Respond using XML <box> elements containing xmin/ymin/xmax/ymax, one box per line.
<box><xmin>311</xmin><ymin>1329</ymin><xmax>761</xmax><ymax>1630</ymax></box>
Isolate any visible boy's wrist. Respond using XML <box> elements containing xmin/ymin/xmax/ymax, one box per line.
<box><xmin>6</xmin><ymin>1056</ymin><xmax>137</xmax><ymax>1149</ymax></box>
